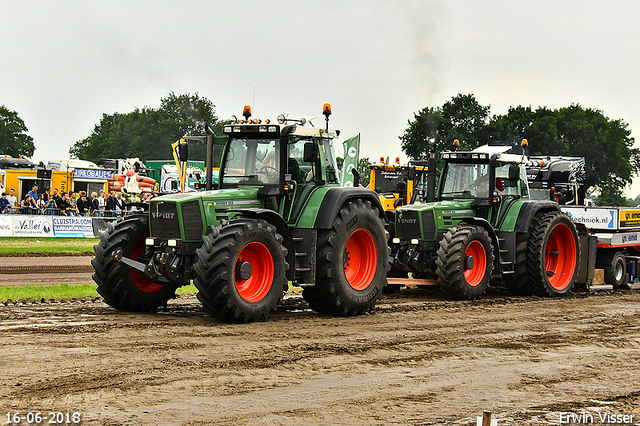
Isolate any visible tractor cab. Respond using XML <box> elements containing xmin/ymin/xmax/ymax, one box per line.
<box><xmin>437</xmin><ymin>145</ymin><xmax>530</xmax><ymax>227</ymax></box>
<box><xmin>217</xmin><ymin>104</ymin><xmax>341</xmax><ymax>223</ymax></box>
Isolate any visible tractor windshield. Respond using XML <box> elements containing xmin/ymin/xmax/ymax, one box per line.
<box><xmin>221</xmin><ymin>138</ymin><xmax>280</xmax><ymax>185</ymax></box>
<box><xmin>372</xmin><ymin>168</ymin><xmax>408</xmax><ymax>193</ymax></box>
<box><xmin>440</xmin><ymin>162</ymin><xmax>490</xmax><ymax>199</ymax></box>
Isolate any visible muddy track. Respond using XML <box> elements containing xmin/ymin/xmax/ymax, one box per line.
<box><xmin>2</xmin><ymin>287</ymin><xmax>640</xmax><ymax>425</ymax></box>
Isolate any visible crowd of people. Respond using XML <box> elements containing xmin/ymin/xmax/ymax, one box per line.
<box><xmin>0</xmin><ymin>184</ymin><xmax>156</xmax><ymax>216</ymax></box>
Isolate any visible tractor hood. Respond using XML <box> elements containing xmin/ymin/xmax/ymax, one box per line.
<box><xmin>149</xmin><ymin>186</ymin><xmax>265</xmax><ymax>242</ymax></box>
<box><xmin>396</xmin><ymin>200</ymin><xmax>475</xmax><ymax>242</ymax></box>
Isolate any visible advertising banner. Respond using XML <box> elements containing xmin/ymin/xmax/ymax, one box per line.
<box><xmin>74</xmin><ymin>168</ymin><xmax>112</xmax><ymax>180</ymax></box>
<box><xmin>11</xmin><ymin>216</ymin><xmax>54</xmax><ymax>237</ymax></box>
<box><xmin>0</xmin><ymin>216</ymin><xmax>12</xmax><ymax>236</ymax></box>
<box><xmin>561</xmin><ymin>207</ymin><xmax>617</xmax><ymax>230</ymax></box>
<box><xmin>53</xmin><ymin>216</ymin><xmax>95</xmax><ymax>238</ymax></box>
<box><xmin>618</xmin><ymin>209</ymin><xmax>640</xmax><ymax>229</ymax></box>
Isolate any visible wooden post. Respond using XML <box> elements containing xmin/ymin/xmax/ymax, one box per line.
<box><xmin>482</xmin><ymin>411</ymin><xmax>492</xmax><ymax>426</ymax></box>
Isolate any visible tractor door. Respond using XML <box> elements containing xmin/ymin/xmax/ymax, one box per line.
<box><xmin>284</xmin><ymin>137</ymin><xmax>340</xmax><ymax>223</ymax></box>
<box><xmin>284</xmin><ymin>139</ymin><xmax>320</xmax><ymax>222</ymax></box>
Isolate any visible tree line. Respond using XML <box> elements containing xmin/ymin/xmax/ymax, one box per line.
<box><xmin>400</xmin><ymin>94</ymin><xmax>638</xmax><ymax>204</ymax></box>
<box><xmin>1</xmin><ymin>92</ymin><xmax>637</xmax><ymax>203</ymax></box>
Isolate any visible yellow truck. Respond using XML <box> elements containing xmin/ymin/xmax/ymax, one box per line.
<box><xmin>368</xmin><ymin>157</ymin><xmax>428</xmax><ymax>211</ymax></box>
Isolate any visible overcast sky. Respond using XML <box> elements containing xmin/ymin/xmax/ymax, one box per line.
<box><xmin>2</xmin><ymin>1</ymin><xmax>640</xmax><ymax>195</ymax></box>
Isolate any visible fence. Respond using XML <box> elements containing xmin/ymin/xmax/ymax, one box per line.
<box><xmin>0</xmin><ymin>214</ymin><xmax>121</xmax><ymax>238</ymax></box>
<box><xmin>3</xmin><ymin>207</ymin><xmax>126</xmax><ymax>218</ymax></box>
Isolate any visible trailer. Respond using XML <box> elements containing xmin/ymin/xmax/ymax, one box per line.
<box><xmin>526</xmin><ymin>154</ymin><xmax>640</xmax><ymax>288</ymax></box>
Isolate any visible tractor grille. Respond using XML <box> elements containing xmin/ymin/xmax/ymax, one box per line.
<box><xmin>181</xmin><ymin>201</ymin><xmax>203</xmax><ymax>241</ymax></box>
<box><xmin>421</xmin><ymin>210</ymin><xmax>436</xmax><ymax>240</ymax></box>
<box><xmin>150</xmin><ymin>202</ymin><xmax>180</xmax><ymax>239</ymax></box>
<box><xmin>396</xmin><ymin>210</ymin><xmax>420</xmax><ymax>241</ymax></box>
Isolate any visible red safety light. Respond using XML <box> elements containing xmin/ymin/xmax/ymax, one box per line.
<box><xmin>395</xmin><ymin>157</ymin><xmax>400</xmax><ymax>164</ymax></box>
<box><xmin>453</xmin><ymin>139</ymin><xmax>460</xmax><ymax>149</ymax></box>
<box><xmin>323</xmin><ymin>103</ymin><xmax>332</xmax><ymax>116</ymax></box>
<box><xmin>521</xmin><ymin>139</ymin><xmax>528</xmax><ymax>148</ymax></box>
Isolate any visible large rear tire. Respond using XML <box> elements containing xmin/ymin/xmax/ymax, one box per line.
<box><xmin>92</xmin><ymin>214</ymin><xmax>177</xmax><ymax>311</ymax></box>
<box><xmin>193</xmin><ymin>218</ymin><xmax>288</xmax><ymax>323</ymax></box>
<box><xmin>303</xmin><ymin>199</ymin><xmax>389</xmax><ymax>316</ymax></box>
<box><xmin>528</xmin><ymin>211</ymin><xmax>580</xmax><ymax>296</ymax></box>
<box><xmin>435</xmin><ymin>225</ymin><xmax>494</xmax><ymax>300</ymax></box>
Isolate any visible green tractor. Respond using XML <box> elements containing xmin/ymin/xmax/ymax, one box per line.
<box><xmin>392</xmin><ymin>141</ymin><xmax>583</xmax><ymax>299</ymax></box>
<box><xmin>92</xmin><ymin>104</ymin><xmax>389</xmax><ymax>322</ymax></box>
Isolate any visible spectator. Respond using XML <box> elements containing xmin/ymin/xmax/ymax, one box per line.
<box><xmin>43</xmin><ymin>187</ymin><xmax>51</xmax><ymax>202</ymax></box>
<box><xmin>37</xmin><ymin>193</ymin><xmax>47</xmax><ymax>209</ymax></box>
<box><xmin>77</xmin><ymin>194</ymin><xmax>91</xmax><ymax>217</ymax></box>
<box><xmin>0</xmin><ymin>193</ymin><xmax>10</xmax><ymax>213</ymax></box>
<box><xmin>68</xmin><ymin>191</ymin><xmax>78</xmax><ymax>215</ymax></box>
<box><xmin>97</xmin><ymin>190</ymin><xmax>106</xmax><ymax>211</ymax></box>
<box><xmin>22</xmin><ymin>194</ymin><xmax>37</xmax><ymax>212</ymax></box>
<box><xmin>27</xmin><ymin>184</ymin><xmax>38</xmax><ymax>200</ymax></box>
<box><xmin>123</xmin><ymin>193</ymin><xmax>131</xmax><ymax>205</ymax></box>
<box><xmin>90</xmin><ymin>192</ymin><xmax>100</xmax><ymax>215</ymax></box>
<box><xmin>43</xmin><ymin>196</ymin><xmax>57</xmax><ymax>215</ymax></box>
<box><xmin>52</xmin><ymin>188</ymin><xmax>62</xmax><ymax>208</ymax></box>
<box><xmin>6</xmin><ymin>189</ymin><xmax>17</xmax><ymax>210</ymax></box>
<box><xmin>115</xmin><ymin>191</ymin><xmax>125</xmax><ymax>212</ymax></box>
<box><xmin>105</xmin><ymin>190</ymin><xmax>119</xmax><ymax>216</ymax></box>
<box><xmin>58</xmin><ymin>192</ymin><xmax>70</xmax><ymax>215</ymax></box>
<box><xmin>141</xmin><ymin>191</ymin><xmax>152</xmax><ymax>202</ymax></box>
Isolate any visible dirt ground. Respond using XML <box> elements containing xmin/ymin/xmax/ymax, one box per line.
<box><xmin>1</xmin><ymin>285</ymin><xmax>640</xmax><ymax>426</ymax></box>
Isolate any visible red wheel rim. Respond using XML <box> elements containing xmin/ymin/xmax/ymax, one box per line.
<box><xmin>544</xmin><ymin>223</ymin><xmax>577</xmax><ymax>290</ymax></box>
<box><xmin>344</xmin><ymin>229</ymin><xmax>377</xmax><ymax>290</ymax></box>
<box><xmin>235</xmin><ymin>242</ymin><xmax>274</xmax><ymax>302</ymax></box>
<box><xmin>130</xmin><ymin>238</ymin><xmax>164</xmax><ymax>293</ymax></box>
<box><xmin>464</xmin><ymin>240</ymin><xmax>487</xmax><ymax>286</ymax></box>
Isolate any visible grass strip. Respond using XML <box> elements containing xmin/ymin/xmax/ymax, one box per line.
<box><xmin>0</xmin><ymin>283</ymin><xmax>199</xmax><ymax>304</ymax></box>
<box><xmin>0</xmin><ymin>237</ymin><xmax>99</xmax><ymax>255</ymax></box>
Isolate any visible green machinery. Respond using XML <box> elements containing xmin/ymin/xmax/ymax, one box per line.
<box><xmin>92</xmin><ymin>105</ymin><xmax>389</xmax><ymax>322</ymax></box>
<box><xmin>392</xmin><ymin>141</ymin><xmax>585</xmax><ymax>299</ymax></box>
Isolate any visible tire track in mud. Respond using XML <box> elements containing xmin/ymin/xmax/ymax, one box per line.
<box><xmin>2</xmin><ymin>290</ymin><xmax>640</xmax><ymax>425</ymax></box>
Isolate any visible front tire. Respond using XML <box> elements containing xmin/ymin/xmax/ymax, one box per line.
<box><xmin>435</xmin><ymin>225</ymin><xmax>494</xmax><ymax>300</ymax></box>
<box><xmin>92</xmin><ymin>214</ymin><xmax>177</xmax><ymax>311</ymax></box>
<box><xmin>193</xmin><ymin>218</ymin><xmax>288</xmax><ymax>323</ymax></box>
<box><xmin>528</xmin><ymin>212</ymin><xmax>580</xmax><ymax>296</ymax></box>
<box><xmin>303</xmin><ymin>199</ymin><xmax>389</xmax><ymax>316</ymax></box>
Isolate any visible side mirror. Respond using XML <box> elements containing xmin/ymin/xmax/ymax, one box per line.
<box><xmin>178</xmin><ymin>143</ymin><xmax>189</xmax><ymax>162</ymax></box>
<box><xmin>508</xmin><ymin>165</ymin><xmax>519</xmax><ymax>181</ymax></box>
<box><xmin>303</xmin><ymin>142</ymin><xmax>318</xmax><ymax>163</ymax></box>
<box><xmin>408</xmin><ymin>166</ymin><xmax>416</xmax><ymax>180</ymax></box>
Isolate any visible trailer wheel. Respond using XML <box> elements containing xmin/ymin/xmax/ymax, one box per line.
<box><xmin>303</xmin><ymin>199</ymin><xmax>389</xmax><ymax>316</ymax></box>
<box><xmin>603</xmin><ymin>251</ymin><xmax>630</xmax><ymax>289</ymax></box>
<box><xmin>193</xmin><ymin>218</ymin><xmax>288</xmax><ymax>323</ymax></box>
<box><xmin>528</xmin><ymin>211</ymin><xmax>579</xmax><ymax>296</ymax></box>
<box><xmin>92</xmin><ymin>214</ymin><xmax>177</xmax><ymax>311</ymax></box>
<box><xmin>503</xmin><ymin>234</ymin><xmax>533</xmax><ymax>296</ymax></box>
<box><xmin>435</xmin><ymin>225</ymin><xmax>494</xmax><ymax>300</ymax></box>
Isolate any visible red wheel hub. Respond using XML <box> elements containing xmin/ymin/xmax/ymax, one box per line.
<box><xmin>344</xmin><ymin>229</ymin><xmax>377</xmax><ymax>290</ymax></box>
<box><xmin>235</xmin><ymin>242</ymin><xmax>274</xmax><ymax>302</ymax></box>
<box><xmin>464</xmin><ymin>240</ymin><xmax>487</xmax><ymax>286</ymax></box>
<box><xmin>545</xmin><ymin>223</ymin><xmax>577</xmax><ymax>290</ymax></box>
<box><xmin>130</xmin><ymin>239</ymin><xmax>164</xmax><ymax>293</ymax></box>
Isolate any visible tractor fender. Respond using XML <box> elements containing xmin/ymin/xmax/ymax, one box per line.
<box><xmin>228</xmin><ymin>208</ymin><xmax>295</xmax><ymax>281</ymax></box>
<box><xmin>514</xmin><ymin>200</ymin><xmax>561</xmax><ymax>232</ymax></box>
<box><xmin>314</xmin><ymin>187</ymin><xmax>386</xmax><ymax>229</ymax></box>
